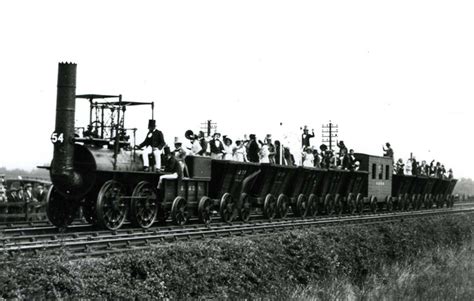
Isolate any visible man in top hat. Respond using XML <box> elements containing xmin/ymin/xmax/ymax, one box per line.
<box><xmin>247</xmin><ymin>134</ymin><xmax>260</xmax><ymax>163</ymax></box>
<box><xmin>137</xmin><ymin>119</ymin><xmax>166</xmax><ymax>171</ymax></box>
<box><xmin>301</xmin><ymin>126</ymin><xmax>315</xmax><ymax>148</ymax></box>
<box><xmin>209</xmin><ymin>133</ymin><xmax>224</xmax><ymax>160</ymax></box>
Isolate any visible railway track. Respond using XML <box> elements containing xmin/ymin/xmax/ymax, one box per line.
<box><xmin>1</xmin><ymin>207</ymin><xmax>472</xmax><ymax>258</ymax></box>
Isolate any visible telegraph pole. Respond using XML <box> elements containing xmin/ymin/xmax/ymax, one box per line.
<box><xmin>321</xmin><ymin>120</ymin><xmax>338</xmax><ymax>151</ymax></box>
<box><xmin>200</xmin><ymin>120</ymin><xmax>217</xmax><ymax>137</ymax></box>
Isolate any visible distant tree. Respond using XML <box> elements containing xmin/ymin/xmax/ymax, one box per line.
<box><xmin>453</xmin><ymin>178</ymin><xmax>474</xmax><ymax>196</ymax></box>
<box><xmin>0</xmin><ymin>166</ymin><xmax>50</xmax><ymax>181</ymax></box>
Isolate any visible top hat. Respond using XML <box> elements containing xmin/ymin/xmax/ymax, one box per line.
<box><xmin>163</xmin><ymin>146</ymin><xmax>171</xmax><ymax>156</ymax></box>
<box><xmin>174</xmin><ymin>137</ymin><xmax>182</xmax><ymax>145</ymax></box>
<box><xmin>148</xmin><ymin>119</ymin><xmax>156</xmax><ymax>128</ymax></box>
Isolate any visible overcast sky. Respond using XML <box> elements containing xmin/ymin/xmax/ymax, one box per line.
<box><xmin>0</xmin><ymin>0</ymin><xmax>473</xmax><ymax>178</ymax></box>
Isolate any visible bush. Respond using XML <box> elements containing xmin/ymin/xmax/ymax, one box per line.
<box><xmin>0</xmin><ymin>213</ymin><xmax>472</xmax><ymax>299</ymax></box>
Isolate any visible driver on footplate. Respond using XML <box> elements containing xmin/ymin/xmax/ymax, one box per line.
<box><xmin>136</xmin><ymin>119</ymin><xmax>166</xmax><ymax>171</ymax></box>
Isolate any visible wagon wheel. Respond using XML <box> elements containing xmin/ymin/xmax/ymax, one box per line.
<box><xmin>130</xmin><ymin>181</ymin><xmax>158</xmax><ymax>229</ymax></box>
<box><xmin>308</xmin><ymin>194</ymin><xmax>319</xmax><ymax>217</ymax></box>
<box><xmin>409</xmin><ymin>194</ymin><xmax>417</xmax><ymax>211</ymax></box>
<box><xmin>369</xmin><ymin>196</ymin><xmax>378</xmax><ymax>213</ymax></box>
<box><xmin>434</xmin><ymin>194</ymin><xmax>442</xmax><ymax>208</ymax></box>
<box><xmin>295</xmin><ymin>194</ymin><xmax>308</xmax><ymax>217</ymax></box>
<box><xmin>171</xmin><ymin>196</ymin><xmax>189</xmax><ymax>225</ymax></box>
<box><xmin>96</xmin><ymin>180</ymin><xmax>128</xmax><ymax>230</ymax></box>
<box><xmin>220</xmin><ymin>193</ymin><xmax>236</xmax><ymax>223</ymax></box>
<box><xmin>347</xmin><ymin>193</ymin><xmax>356</xmax><ymax>214</ymax></box>
<box><xmin>239</xmin><ymin>193</ymin><xmax>252</xmax><ymax>222</ymax></box>
<box><xmin>417</xmin><ymin>194</ymin><xmax>423</xmax><ymax>210</ymax></box>
<box><xmin>356</xmin><ymin>193</ymin><xmax>364</xmax><ymax>214</ymax></box>
<box><xmin>82</xmin><ymin>198</ymin><xmax>97</xmax><ymax>225</ymax></box>
<box><xmin>386</xmin><ymin>196</ymin><xmax>394</xmax><ymax>212</ymax></box>
<box><xmin>402</xmin><ymin>194</ymin><xmax>409</xmax><ymax>211</ymax></box>
<box><xmin>334</xmin><ymin>194</ymin><xmax>343</xmax><ymax>215</ymax></box>
<box><xmin>324</xmin><ymin>194</ymin><xmax>335</xmax><ymax>215</ymax></box>
<box><xmin>427</xmin><ymin>194</ymin><xmax>434</xmax><ymax>208</ymax></box>
<box><xmin>423</xmin><ymin>194</ymin><xmax>430</xmax><ymax>209</ymax></box>
<box><xmin>46</xmin><ymin>185</ymin><xmax>78</xmax><ymax>228</ymax></box>
<box><xmin>276</xmin><ymin>194</ymin><xmax>289</xmax><ymax>218</ymax></box>
<box><xmin>263</xmin><ymin>194</ymin><xmax>277</xmax><ymax>220</ymax></box>
<box><xmin>198</xmin><ymin>196</ymin><xmax>213</xmax><ymax>225</ymax></box>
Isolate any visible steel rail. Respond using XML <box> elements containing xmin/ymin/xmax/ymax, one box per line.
<box><xmin>1</xmin><ymin>207</ymin><xmax>472</xmax><ymax>258</ymax></box>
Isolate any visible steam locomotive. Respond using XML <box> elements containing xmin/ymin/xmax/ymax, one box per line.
<box><xmin>45</xmin><ymin>63</ymin><xmax>457</xmax><ymax>231</ymax></box>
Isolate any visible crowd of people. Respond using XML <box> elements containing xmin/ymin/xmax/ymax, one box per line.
<box><xmin>134</xmin><ymin>120</ymin><xmax>454</xmax><ymax>181</ymax></box>
<box><xmin>0</xmin><ymin>182</ymin><xmax>46</xmax><ymax>203</ymax></box>
<box><xmin>382</xmin><ymin>143</ymin><xmax>454</xmax><ymax>179</ymax></box>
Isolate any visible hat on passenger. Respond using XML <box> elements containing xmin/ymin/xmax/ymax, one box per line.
<box><xmin>224</xmin><ymin>137</ymin><xmax>232</xmax><ymax>144</ymax></box>
<box><xmin>148</xmin><ymin>119</ymin><xmax>156</xmax><ymax>129</ymax></box>
<box><xmin>213</xmin><ymin>132</ymin><xmax>221</xmax><ymax>138</ymax></box>
<box><xmin>185</xmin><ymin>130</ymin><xmax>194</xmax><ymax>140</ymax></box>
<box><xmin>174</xmin><ymin>137</ymin><xmax>182</xmax><ymax>145</ymax></box>
<box><xmin>249</xmin><ymin>134</ymin><xmax>256</xmax><ymax>140</ymax></box>
<box><xmin>25</xmin><ymin>183</ymin><xmax>32</xmax><ymax>188</ymax></box>
<box><xmin>163</xmin><ymin>146</ymin><xmax>171</xmax><ymax>156</ymax></box>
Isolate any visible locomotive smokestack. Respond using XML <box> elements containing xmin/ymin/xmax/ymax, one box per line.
<box><xmin>51</xmin><ymin>62</ymin><xmax>83</xmax><ymax>194</ymax></box>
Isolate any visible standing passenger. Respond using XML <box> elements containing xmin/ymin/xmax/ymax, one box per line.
<box><xmin>383</xmin><ymin>143</ymin><xmax>394</xmax><ymax>158</ymax></box>
<box><xmin>233</xmin><ymin>138</ymin><xmax>247</xmax><ymax>162</ymax></box>
<box><xmin>209</xmin><ymin>133</ymin><xmax>224</xmax><ymax>160</ymax></box>
<box><xmin>302</xmin><ymin>147</ymin><xmax>315</xmax><ymax>167</ymax></box>
<box><xmin>247</xmin><ymin>134</ymin><xmax>260</xmax><ymax>163</ymax></box>
<box><xmin>223</xmin><ymin>137</ymin><xmax>234</xmax><ymax>160</ymax></box>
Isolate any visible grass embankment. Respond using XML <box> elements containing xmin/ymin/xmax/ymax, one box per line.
<box><xmin>0</xmin><ymin>214</ymin><xmax>472</xmax><ymax>299</ymax></box>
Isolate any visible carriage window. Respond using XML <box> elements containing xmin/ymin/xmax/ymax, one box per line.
<box><xmin>385</xmin><ymin>165</ymin><xmax>390</xmax><ymax>180</ymax></box>
<box><xmin>379</xmin><ymin>164</ymin><xmax>383</xmax><ymax>179</ymax></box>
<box><xmin>372</xmin><ymin>164</ymin><xmax>376</xmax><ymax>179</ymax></box>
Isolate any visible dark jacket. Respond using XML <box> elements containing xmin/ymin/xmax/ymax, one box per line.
<box><xmin>139</xmin><ymin>129</ymin><xmax>165</xmax><ymax>150</ymax></box>
<box><xmin>247</xmin><ymin>140</ymin><xmax>260</xmax><ymax>163</ymax></box>
<box><xmin>301</xmin><ymin>132</ymin><xmax>315</xmax><ymax>148</ymax></box>
<box><xmin>163</xmin><ymin>156</ymin><xmax>183</xmax><ymax>179</ymax></box>
<box><xmin>209</xmin><ymin>139</ymin><xmax>224</xmax><ymax>154</ymax></box>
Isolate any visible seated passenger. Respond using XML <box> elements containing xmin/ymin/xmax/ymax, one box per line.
<box><xmin>136</xmin><ymin>119</ymin><xmax>166</xmax><ymax>171</ymax></box>
<box><xmin>313</xmin><ymin>149</ymin><xmax>321</xmax><ymax>168</ymax></box>
<box><xmin>173</xmin><ymin>138</ymin><xmax>187</xmax><ymax>174</ymax></box>
<box><xmin>157</xmin><ymin>146</ymin><xmax>183</xmax><ymax>189</ymax></box>
<box><xmin>353</xmin><ymin>161</ymin><xmax>361</xmax><ymax>171</ymax></box>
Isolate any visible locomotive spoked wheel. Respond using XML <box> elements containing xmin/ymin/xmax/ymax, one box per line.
<box><xmin>46</xmin><ymin>185</ymin><xmax>78</xmax><ymax>229</ymax></box>
<box><xmin>308</xmin><ymin>194</ymin><xmax>319</xmax><ymax>217</ymax></box>
<box><xmin>130</xmin><ymin>181</ymin><xmax>158</xmax><ymax>229</ymax></box>
<box><xmin>171</xmin><ymin>196</ymin><xmax>189</xmax><ymax>225</ymax></box>
<box><xmin>263</xmin><ymin>194</ymin><xmax>277</xmax><ymax>220</ymax></box>
<box><xmin>96</xmin><ymin>180</ymin><xmax>128</xmax><ymax>230</ymax></box>
<box><xmin>347</xmin><ymin>193</ymin><xmax>356</xmax><ymax>214</ymax></box>
<box><xmin>386</xmin><ymin>196</ymin><xmax>393</xmax><ymax>212</ymax></box>
<box><xmin>334</xmin><ymin>194</ymin><xmax>343</xmax><ymax>215</ymax></box>
<box><xmin>295</xmin><ymin>194</ymin><xmax>308</xmax><ymax>217</ymax></box>
<box><xmin>355</xmin><ymin>193</ymin><xmax>364</xmax><ymax>214</ymax></box>
<box><xmin>220</xmin><ymin>193</ymin><xmax>236</xmax><ymax>223</ymax></box>
<box><xmin>369</xmin><ymin>196</ymin><xmax>378</xmax><ymax>213</ymax></box>
<box><xmin>324</xmin><ymin>194</ymin><xmax>335</xmax><ymax>215</ymax></box>
<box><xmin>82</xmin><ymin>198</ymin><xmax>97</xmax><ymax>225</ymax></box>
<box><xmin>276</xmin><ymin>194</ymin><xmax>289</xmax><ymax>218</ymax></box>
<box><xmin>239</xmin><ymin>193</ymin><xmax>252</xmax><ymax>222</ymax></box>
<box><xmin>198</xmin><ymin>196</ymin><xmax>213</xmax><ymax>225</ymax></box>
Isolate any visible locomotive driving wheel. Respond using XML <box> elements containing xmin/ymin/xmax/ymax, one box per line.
<box><xmin>239</xmin><ymin>193</ymin><xmax>252</xmax><ymax>222</ymax></box>
<box><xmin>220</xmin><ymin>193</ymin><xmax>236</xmax><ymax>223</ymax></box>
<box><xmin>96</xmin><ymin>180</ymin><xmax>128</xmax><ymax>230</ymax></box>
<box><xmin>46</xmin><ymin>185</ymin><xmax>78</xmax><ymax>229</ymax></box>
<box><xmin>263</xmin><ymin>194</ymin><xmax>277</xmax><ymax>220</ymax></box>
<box><xmin>130</xmin><ymin>181</ymin><xmax>159</xmax><ymax>229</ymax></box>
<box><xmin>295</xmin><ymin>194</ymin><xmax>308</xmax><ymax>217</ymax></box>
<box><xmin>276</xmin><ymin>194</ymin><xmax>289</xmax><ymax>218</ymax></box>
<box><xmin>171</xmin><ymin>196</ymin><xmax>189</xmax><ymax>225</ymax></box>
<box><xmin>198</xmin><ymin>196</ymin><xmax>213</xmax><ymax>225</ymax></box>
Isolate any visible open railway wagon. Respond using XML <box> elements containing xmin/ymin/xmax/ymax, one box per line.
<box><xmin>392</xmin><ymin>174</ymin><xmax>416</xmax><ymax>211</ymax></box>
<box><xmin>432</xmin><ymin>178</ymin><xmax>457</xmax><ymax>208</ymax></box>
<box><xmin>286</xmin><ymin>166</ymin><xmax>325</xmax><ymax>217</ymax></box>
